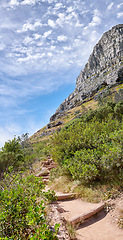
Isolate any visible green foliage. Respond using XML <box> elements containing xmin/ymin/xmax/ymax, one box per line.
<box><xmin>114</xmin><ymin>101</ymin><xmax>123</xmax><ymax>120</ymax></box>
<box><xmin>0</xmin><ymin>174</ymin><xmax>58</xmax><ymax>239</ymax></box>
<box><xmin>97</xmin><ymin>86</ymin><xmax>112</xmax><ymax>106</ymax></box>
<box><xmin>51</xmin><ymin>101</ymin><xmax>123</xmax><ymax>185</ymax></box>
<box><xmin>32</xmin><ymin>140</ymin><xmax>51</xmax><ymax>161</ymax></box>
<box><xmin>0</xmin><ymin>134</ymin><xmax>35</xmax><ymax>176</ymax></box>
<box><xmin>115</xmin><ymin>88</ymin><xmax>123</xmax><ymax>103</ymax></box>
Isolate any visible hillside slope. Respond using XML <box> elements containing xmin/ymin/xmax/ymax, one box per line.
<box><xmin>50</xmin><ymin>24</ymin><xmax>123</xmax><ymax>122</ymax></box>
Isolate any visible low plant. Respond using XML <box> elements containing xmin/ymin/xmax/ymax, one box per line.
<box><xmin>0</xmin><ymin>173</ymin><xmax>58</xmax><ymax>239</ymax></box>
<box><xmin>66</xmin><ymin>222</ymin><xmax>76</xmax><ymax>240</ymax></box>
<box><xmin>118</xmin><ymin>209</ymin><xmax>123</xmax><ymax>229</ymax></box>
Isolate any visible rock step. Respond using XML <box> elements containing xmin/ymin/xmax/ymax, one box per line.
<box><xmin>43</xmin><ymin>179</ymin><xmax>49</xmax><ymax>184</ymax></box>
<box><xmin>56</xmin><ymin>193</ymin><xmax>76</xmax><ymax>201</ymax></box>
<box><xmin>42</xmin><ymin>159</ymin><xmax>53</xmax><ymax>166</ymax></box>
<box><xmin>42</xmin><ymin>175</ymin><xmax>50</xmax><ymax>180</ymax></box>
<box><xmin>35</xmin><ymin>171</ymin><xmax>49</xmax><ymax>177</ymax></box>
<box><xmin>47</xmin><ymin>164</ymin><xmax>57</xmax><ymax>170</ymax></box>
<box><xmin>68</xmin><ymin>203</ymin><xmax>105</xmax><ymax>226</ymax></box>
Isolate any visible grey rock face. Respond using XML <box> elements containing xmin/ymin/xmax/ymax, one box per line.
<box><xmin>50</xmin><ymin>24</ymin><xmax>123</xmax><ymax>122</ymax></box>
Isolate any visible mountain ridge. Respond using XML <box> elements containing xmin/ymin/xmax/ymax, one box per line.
<box><xmin>50</xmin><ymin>24</ymin><xmax>123</xmax><ymax>122</ymax></box>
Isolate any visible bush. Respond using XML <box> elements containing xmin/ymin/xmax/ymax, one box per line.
<box><xmin>114</xmin><ymin>101</ymin><xmax>123</xmax><ymax>120</ymax></box>
<box><xmin>0</xmin><ymin>174</ymin><xmax>58</xmax><ymax>239</ymax></box>
<box><xmin>51</xmin><ymin>102</ymin><xmax>123</xmax><ymax>185</ymax></box>
<box><xmin>0</xmin><ymin>135</ymin><xmax>34</xmax><ymax>177</ymax></box>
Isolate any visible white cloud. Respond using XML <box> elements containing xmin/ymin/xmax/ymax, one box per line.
<box><xmin>23</xmin><ymin>36</ymin><xmax>34</xmax><ymax>44</ymax></box>
<box><xmin>17</xmin><ymin>20</ymin><xmax>42</xmax><ymax>33</ymax></box>
<box><xmin>117</xmin><ymin>12</ymin><xmax>123</xmax><ymax>18</ymax></box>
<box><xmin>33</xmin><ymin>33</ymin><xmax>41</xmax><ymax>40</ymax></box>
<box><xmin>75</xmin><ymin>21</ymin><xmax>84</xmax><ymax>27</ymax></box>
<box><xmin>67</xmin><ymin>6</ymin><xmax>74</xmax><ymax>13</ymax></box>
<box><xmin>47</xmin><ymin>52</ymin><xmax>53</xmax><ymax>57</ymax></box>
<box><xmin>56</xmin><ymin>13</ymin><xmax>65</xmax><ymax>27</ymax></box>
<box><xmin>63</xmin><ymin>46</ymin><xmax>72</xmax><ymax>51</ymax></box>
<box><xmin>48</xmin><ymin>19</ymin><xmax>56</xmax><ymax>28</ymax></box>
<box><xmin>117</xmin><ymin>3</ymin><xmax>123</xmax><ymax>9</ymax></box>
<box><xmin>107</xmin><ymin>2</ymin><xmax>114</xmax><ymax>10</ymax></box>
<box><xmin>9</xmin><ymin>0</ymin><xmax>19</xmax><ymax>7</ymax></box>
<box><xmin>43</xmin><ymin>30</ymin><xmax>52</xmax><ymax>39</ymax></box>
<box><xmin>21</xmin><ymin>0</ymin><xmax>40</xmax><ymax>5</ymax></box>
<box><xmin>57</xmin><ymin>35</ymin><xmax>67</xmax><ymax>42</ymax></box>
<box><xmin>50</xmin><ymin>45</ymin><xmax>56</xmax><ymax>50</ymax></box>
<box><xmin>89</xmin><ymin>9</ymin><xmax>101</xmax><ymax>27</ymax></box>
<box><xmin>54</xmin><ymin>3</ymin><xmax>63</xmax><ymax>9</ymax></box>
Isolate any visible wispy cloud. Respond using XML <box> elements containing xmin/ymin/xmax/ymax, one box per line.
<box><xmin>17</xmin><ymin>20</ymin><xmax>42</xmax><ymax>33</ymax></box>
<box><xmin>21</xmin><ymin>0</ymin><xmax>40</xmax><ymax>5</ymax></box>
<box><xmin>107</xmin><ymin>2</ymin><xmax>114</xmax><ymax>10</ymax></box>
<box><xmin>0</xmin><ymin>0</ymin><xmax>122</xmax><ymax>146</ymax></box>
<box><xmin>89</xmin><ymin>9</ymin><xmax>101</xmax><ymax>27</ymax></box>
<box><xmin>9</xmin><ymin>0</ymin><xmax>41</xmax><ymax>7</ymax></box>
<box><xmin>48</xmin><ymin>19</ymin><xmax>56</xmax><ymax>28</ymax></box>
<box><xmin>117</xmin><ymin>3</ymin><xmax>123</xmax><ymax>8</ymax></box>
<box><xmin>9</xmin><ymin>0</ymin><xmax>19</xmax><ymax>7</ymax></box>
<box><xmin>117</xmin><ymin>12</ymin><xmax>123</xmax><ymax>18</ymax></box>
<box><xmin>42</xmin><ymin>30</ymin><xmax>52</xmax><ymax>39</ymax></box>
<box><xmin>57</xmin><ymin>35</ymin><xmax>67</xmax><ymax>42</ymax></box>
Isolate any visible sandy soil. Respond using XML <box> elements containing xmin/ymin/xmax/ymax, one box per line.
<box><xmin>76</xmin><ymin>210</ymin><xmax>123</xmax><ymax>240</ymax></box>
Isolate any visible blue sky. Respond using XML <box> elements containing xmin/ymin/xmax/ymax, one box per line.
<box><xmin>0</xmin><ymin>0</ymin><xmax>123</xmax><ymax>147</ymax></box>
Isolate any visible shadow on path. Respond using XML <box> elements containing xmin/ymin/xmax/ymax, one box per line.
<box><xmin>77</xmin><ymin>210</ymin><xmax>107</xmax><ymax>229</ymax></box>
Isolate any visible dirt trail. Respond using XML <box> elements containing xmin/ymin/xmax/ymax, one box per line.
<box><xmin>35</xmin><ymin>158</ymin><xmax>123</xmax><ymax>240</ymax></box>
<box><xmin>76</xmin><ymin>208</ymin><xmax>123</xmax><ymax>240</ymax></box>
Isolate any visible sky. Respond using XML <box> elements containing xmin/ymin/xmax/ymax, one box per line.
<box><xmin>0</xmin><ymin>0</ymin><xmax>123</xmax><ymax>147</ymax></box>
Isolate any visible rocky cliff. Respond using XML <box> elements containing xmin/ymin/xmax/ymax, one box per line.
<box><xmin>50</xmin><ymin>24</ymin><xmax>123</xmax><ymax>122</ymax></box>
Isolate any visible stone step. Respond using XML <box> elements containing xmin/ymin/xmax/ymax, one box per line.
<box><xmin>43</xmin><ymin>179</ymin><xmax>49</xmax><ymax>184</ymax></box>
<box><xmin>42</xmin><ymin>175</ymin><xmax>50</xmax><ymax>180</ymax></box>
<box><xmin>56</xmin><ymin>193</ymin><xmax>76</xmax><ymax>201</ymax></box>
<box><xmin>69</xmin><ymin>203</ymin><xmax>105</xmax><ymax>225</ymax></box>
<box><xmin>35</xmin><ymin>171</ymin><xmax>49</xmax><ymax>177</ymax></box>
<box><xmin>47</xmin><ymin>164</ymin><xmax>57</xmax><ymax>170</ymax></box>
<box><xmin>57</xmin><ymin>198</ymin><xmax>105</xmax><ymax>226</ymax></box>
<box><xmin>42</xmin><ymin>159</ymin><xmax>53</xmax><ymax>166</ymax></box>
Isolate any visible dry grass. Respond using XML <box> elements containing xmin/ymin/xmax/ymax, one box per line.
<box><xmin>118</xmin><ymin>209</ymin><xmax>123</xmax><ymax>229</ymax></box>
<box><xmin>29</xmin><ymin>83</ymin><xmax>123</xmax><ymax>145</ymax></box>
<box><xmin>49</xmin><ymin>174</ymin><xmax>122</xmax><ymax>204</ymax></box>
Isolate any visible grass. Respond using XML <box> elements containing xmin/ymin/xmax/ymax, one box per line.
<box><xmin>118</xmin><ymin>208</ymin><xmax>123</xmax><ymax>229</ymax></box>
<box><xmin>29</xmin><ymin>83</ymin><xmax>123</xmax><ymax>145</ymax></box>
<box><xmin>118</xmin><ymin>209</ymin><xmax>123</xmax><ymax>229</ymax></box>
<box><xmin>66</xmin><ymin>222</ymin><xmax>77</xmax><ymax>240</ymax></box>
<box><xmin>48</xmin><ymin>173</ymin><xmax>122</xmax><ymax>203</ymax></box>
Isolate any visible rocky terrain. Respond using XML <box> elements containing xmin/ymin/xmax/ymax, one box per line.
<box><xmin>50</xmin><ymin>24</ymin><xmax>123</xmax><ymax>122</ymax></box>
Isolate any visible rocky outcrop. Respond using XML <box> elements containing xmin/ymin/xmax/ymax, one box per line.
<box><xmin>50</xmin><ymin>24</ymin><xmax>123</xmax><ymax>122</ymax></box>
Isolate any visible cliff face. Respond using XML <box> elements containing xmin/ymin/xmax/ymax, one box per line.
<box><xmin>50</xmin><ymin>24</ymin><xmax>123</xmax><ymax>122</ymax></box>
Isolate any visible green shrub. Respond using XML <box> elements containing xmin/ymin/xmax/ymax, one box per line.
<box><xmin>0</xmin><ymin>174</ymin><xmax>58</xmax><ymax>239</ymax></box>
<box><xmin>51</xmin><ymin>102</ymin><xmax>123</xmax><ymax>185</ymax></box>
<box><xmin>114</xmin><ymin>101</ymin><xmax>123</xmax><ymax>120</ymax></box>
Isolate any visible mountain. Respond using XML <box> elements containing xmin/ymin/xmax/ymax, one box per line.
<box><xmin>50</xmin><ymin>24</ymin><xmax>123</xmax><ymax>122</ymax></box>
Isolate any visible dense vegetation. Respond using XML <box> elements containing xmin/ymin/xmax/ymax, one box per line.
<box><xmin>51</xmin><ymin>101</ymin><xmax>123</xmax><ymax>186</ymax></box>
<box><xmin>0</xmin><ymin>134</ymin><xmax>35</xmax><ymax>177</ymax></box>
<box><xmin>0</xmin><ymin>174</ymin><xmax>58</xmax><ymax>239</ymax></box>
<box><xmin>0</xmin><ymin>136</ymin><xmax>59</xmax><ymax>239</ymax></box>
